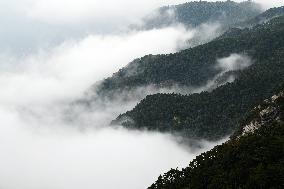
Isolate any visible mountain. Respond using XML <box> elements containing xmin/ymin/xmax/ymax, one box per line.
<box><xmin>112</xmin><ymin>16</ymin><xmax>284</xmax><ymax>140</ymax></box>
<box><xmin>238</xmin><ymin>6</ymin><xmax>284</xmax><ymax>28</ymax></box>
<box><xmin>84</xmin><ymin>1</ymin><xmax>264</xmax><ymax>102</ymax></box>
<box><xmin>88</xmin><ymin>7</ymin><xmax>282</xmax><ymax>103</ymax></box>
<box><xmin>149</xmin><ymin>88</ymin><xmax>284</xmax><ymax>189</ymax></box>
<box><xmin>232</xmin><ymin>83</ymin><xmax>284</xmax><ymax>140</ymax></box>
<box><xmin>142</xmin><ymin>0</ymin><xmax>262</xmax><ymax>29</ymax></box>
<box><xmin>220</xmin><ymin>6</ymin><xmax>284</xmax><ymax>39</ymax></box>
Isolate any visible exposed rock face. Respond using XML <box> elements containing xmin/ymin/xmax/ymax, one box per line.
<box><xmin>235</xmin><ymin>89</ymin><xmax>284</xmax><ymax>139</ymax></box>
<box><xmin>242</xmin><ymin>121</ymin><xmax>261</xmax><ymax>136</ymax></box>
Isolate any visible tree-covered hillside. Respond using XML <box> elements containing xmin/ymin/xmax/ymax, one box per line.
<box><xmin>143</xmin><ymin>0</ymin><xmax>262</xmax><ymax>29</ymax></box>
<box><xmin>238</xmin><ymin>6</ymin><xmax>284</xmax><ymax>28</ymax></box>
<box><xmin>112</xmin><ymin>16</ymin><xmax>284</xmax><ymax>140</ymax></box>
<box><xmin>220</xmin><ymin>6</ymin><xmax>284</xmax><ymax>39</ymax></box>
<box><xmin>149</xmin><ymin>89</ymin><xmax>284</xmax><ymax>189</ymax></box>
<box><xmin>91</xmin><ymin>8</ymin><xmax>282</xmax><ymax>101</ymax></box>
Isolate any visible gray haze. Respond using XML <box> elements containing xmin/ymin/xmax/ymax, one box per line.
<box><xmin>0</xmin><ymin>0</ymin><xmax>282</xmax><ymax>53</ymax></box>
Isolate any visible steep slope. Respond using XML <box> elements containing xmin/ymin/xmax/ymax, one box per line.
<box><xmin>149</xmin><ymin>88</ymin><xmax>284</xmax><ymax>189</ymax></box>
<box><xmin>112</xmin><ymin>16</ymin><xmax>284</xmax><ymax>140</ymax></box>
<box><xmin>90</xmin><ymin>10</ymin><xmax>282</xmax><ymax>102</ymax></box>
<box><xmin>238</xmin><ymin>6</ymin><xmax>284</xmax><ymax>27</ymax></box>
<box><xmin>220</xmin><ymin>6</ymin><xmax>284</xmax><ymax>39</ymax></box>
<box><xmin>142</xmin><ymin>0</ymin><xmax>262</xmax><ymax>29</ymax></box>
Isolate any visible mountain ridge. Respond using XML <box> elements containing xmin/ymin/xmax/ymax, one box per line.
<box><xmin>142</xmin><ymin>0</ymin><xmax>262</xmax><ymax>29</ymax></box>
<box><xmin>85</xmin><ymin>5</ymin><xmax>283</xmax><ymax>104</ymax></box>
<box><xmin>148</xmin><ymin>86</ymin><xmax>284</xmax><ymax>189</ymax></box>
<box><xmin>112</xmin><ymin>16</ymin><xmax>284</xmax><ymax>140</ymax></box>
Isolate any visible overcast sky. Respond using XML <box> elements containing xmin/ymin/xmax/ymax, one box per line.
<box><xmin>0</xmin><ymin>0</ymin><xmax>283</xmax><ymax>53</ymax></box>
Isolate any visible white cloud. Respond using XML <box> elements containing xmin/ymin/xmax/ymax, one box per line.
<box><xmin>0</xmin><ymin>41</ymin><xmax>226</xmax><ymax>187</ymax></box>
<box><xmin>10</xmin><ymin>0</ymin><xmax>188</xmax><ymax>25</ymax></box>
<box><xmin>0</xmin><ymin>23</ymin><xmax>217</xmax><ymax>189</ymax></box>
<box><xmin>1</xmin><ymin>0</ymin><xmax>282</xmax><ymax>53</ymax></box>
<box><xmin>7</xmin><ymin>0</ymin><xmax>283</xmax><ymax>27</ymax></box>
<box><xmin>0</xmin><ymin>1</ymin><xmax>273</xmax><ymax>188</ymax></box>
<box><xmin>0</xmin><ymin>26</ymin><xmax>194</xmax><ymax>106</ymax></box>
<box><xmin>0</xmin><ymin>0</ymin><xmax>189</xmax><ymax>53</ymax></box>
<box><xmin>216</xmin><ymin>53</ymin><xmax>253</xmax><ymax>72</ymax></box>
<box><xmin>0</xmin><ymin>108</ymin><xmax>226</xmax><ymax>189</ymax></box>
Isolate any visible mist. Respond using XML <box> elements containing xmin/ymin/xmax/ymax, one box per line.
<box><xmin>0</xmin><ymin>107</ymin><xmax>227</xmax><ymax>189</ymax></box>
<box><xmin>0</xmin><ymin>26</ymin><xmax>197</xmax><ymax>106</ymax></box>
<box><xmin>0</xmin><ymin>0</ymin><xmax>268</xmax><ymax>188</ymax></box>
<box><xmin>1</xmin><ymin>0</ymin><xmax>283</xmax><ymax>53</ymax></box>
<box><xmin>0</xmin><ymin>1</ymin><xmax>225</xmax><ymax>189</ymax></box>
<box><xmin>216</xmin><ymin>54</ymin><xmax>253</xmax><ymax>72</ymax></box>
<box><xmin>0</xmin><ymin>24</ymin><xmax>206</xmax><ymax>189</ymax></box>
<box><xmin>0</xmin><ymin>0</ymin><xmax>189</xmax><ymax>53</ymax></box>
<box><xmin>192</xmin><ymin>53</ymin><xmax>253</xmax><ymax>92</ymax></box>
<box><xmin>0</xmin><ymin>37</ymin><xmax>226</xmax><ymax>187</ymax></box>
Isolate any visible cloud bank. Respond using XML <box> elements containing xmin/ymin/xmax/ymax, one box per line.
<box><xmin>0</xmin><ymin>7</ymin><xmax>222</xmax><ymax>189</ymax></box>
<box><xmin>0</xmin><ymin>112</ymin><xmax>226</xmax><ymax>189</ymax></box>
<box><xmin>0</xmin><ymin>26</ymin><xmax>194</xmax><ymax>106</ymax></box>
<box><xmin>0</xmin><ymin>0</ymin><xmax>190</xmax><ymax>53</ymax></box>
<box><xmin>1</xmin><ymin>0</ymin><xmax>283</xmax><ymax>53</ymax></box>
<box><xmin>22</xmin><ymin>0</ymin><xmax>188</xmax><ymax>25</ymax></box>
<box><xmin>0</xmin><ymin>109</ymin><xmax>207</xmax><ymax>189</ymax></box>
<box><xmin>19</xmin><ymin>0</ymin><xmax>284</xmax><ymax>25</ymax></box>
<box><xmin>0</xmin><ymin>1</ymin><xmax>271</xmax><ymax>188</ymax></box>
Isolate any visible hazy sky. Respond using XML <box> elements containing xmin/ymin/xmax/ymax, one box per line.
<box><xmin>0</xmin><ymin>0</ymin><xmax>189</xmax><ymax>53</ymax></box>
<box><xmin>0</xmin><ymin>0</ymin><xmax>283</xmax><ymax>53</ymax></box>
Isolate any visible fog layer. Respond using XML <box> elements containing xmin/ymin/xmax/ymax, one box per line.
<box><xmin>0</xmin><ymin>110</ymin><xmax>227</xmax><ymax>189</ymax></box>
<box><xmin>0</xmin><ymin>14</ymin><xmax>224</xmax><ymax>189</ymax></box>
<box><xmin>0</xmin><ymin>1</ymin><xmax>266</xmax><ymax>188</ymax></box>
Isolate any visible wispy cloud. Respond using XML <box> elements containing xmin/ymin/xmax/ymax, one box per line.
<box><xmin>0</xmin><ymin>1</ymin><xmax>274</xmax><ymax>188</ymax></box>
<box><xmin>0</xmin><ymin>15</ymin><xmax>220</xmax><ymax>189</ymax></box>
<box><xmin>0</xmin><ymin>26</ymin><xmax>195</xmax><ymax>106</ymax></box>
<box><xmin>215</xmin><ymin>53</ymin><xmax>253</xmax><ymax>72</ymax></box>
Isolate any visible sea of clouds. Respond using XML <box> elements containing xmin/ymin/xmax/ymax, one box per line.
<box><xmin>0</xmin><ymin>0</ymin><xmax>282</xmax><ymax>188</ymax></box>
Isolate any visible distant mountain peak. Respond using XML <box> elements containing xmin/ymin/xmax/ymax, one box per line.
<box><xmin>141</xmin><ymin>0</ymin><xmax>262</xmax><ymax>29</ymax></box>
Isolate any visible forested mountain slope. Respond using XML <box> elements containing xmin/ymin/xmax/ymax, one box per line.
<box><xmin>149</xmin><ymin>88</ymin><xmax>284</xmax><ymax>189</ymax></box>
<box><xmin>142</xmin><ymin>0</ymin><xmax>262</xmax><ymax>29</ymax></box>
<box><xmin>90</xmin><ymin>8</ymin><xmax>282</xmax><ymax>101</ymax></box>
<box><xmin>112</xmin><ymin>16</ymin><xmax>284</xmax><ymax>140</ymax></box>
<box><xmin>220</xmin><ymin>6</ymin><xmax>284</xmax><ymax>39</ymax></box>
<box><xmin>238</xmin><ymin>6</ymin><xmax>284</xmax><ymax>27</ymax></box>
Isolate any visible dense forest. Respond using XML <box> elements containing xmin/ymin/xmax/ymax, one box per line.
<box><xmin>112</xmin><ymin>16</ymin><xmax>284</xmax><ymax>140</ymax></box>
<box><xmin>149</xmin><ymin>88</ymin><xmax>284</xmax><ymax>189</ymax></box>
<box><xmin>237</xmin><ymin>6</ymin><xmax>284</xmax><ymax>28</ymax></box>
<box><xmin>1</xmin><ymin>0</ymin><xmax>283</xmax><ymax>189</ymax></box>
<box><xmin>90</xmin><ymin>2</ymin><xmax>284</xmax><ymax>188</ymax></box>
<box><xmin>90</xmin><ymin>7</ymin><xmax>284</xmax><ymax>102</ymax></box>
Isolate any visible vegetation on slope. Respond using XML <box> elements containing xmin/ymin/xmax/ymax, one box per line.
<box><xmin>143</xmin><ymin>0</ymin><xmax>262</xmax><ymax>29</ymax></box>
<box><xmin>94</xmin><ymin>11</ymin><xmax>283</xmax><ymax>101</ymax></box>
<box><xmin>112</xmin><ymin>16</ymin><xmax>284</xmax><ymax>140</ymax></box>
<box><xmin>149</xmin><ymin>89</ymin><xmax>284</xmax><ymax>189</ymax></box>
<box><xmin>238</xmin><ymin>6</ymin><xmax>284</xmax><ymax>27</ymax></box>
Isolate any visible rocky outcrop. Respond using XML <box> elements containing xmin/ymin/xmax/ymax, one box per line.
<box><xmin>233</xmin><ymin>89</ymin><xmax>284</xmax><ymax>139</ymax></box>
